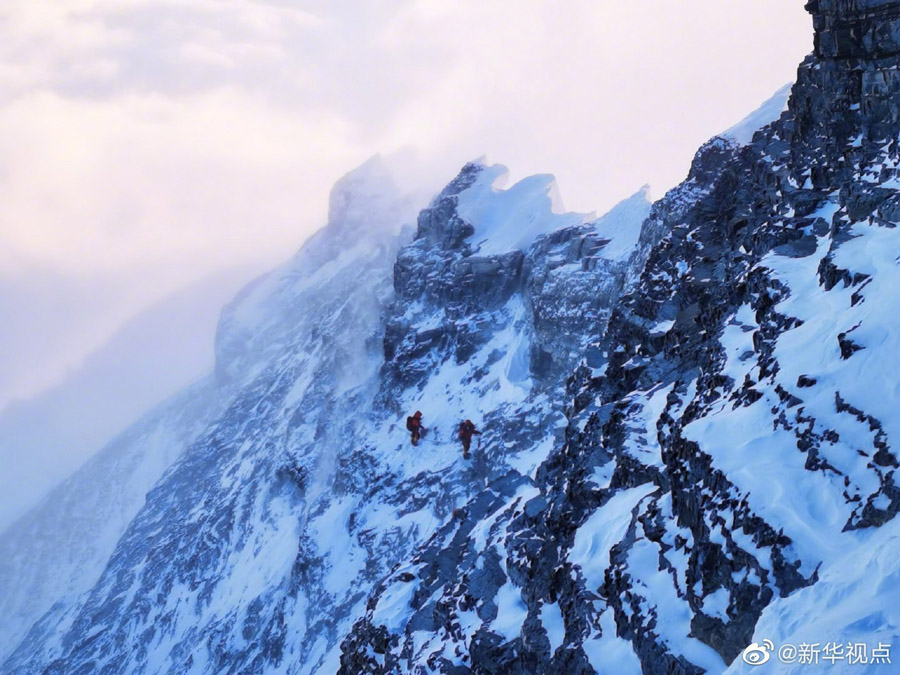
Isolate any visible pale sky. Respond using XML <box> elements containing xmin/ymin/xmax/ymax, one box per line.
<box><xmin>0</xmin><ymin>0</ymin><xmax>813</xmax><ymax>407</ymax></box>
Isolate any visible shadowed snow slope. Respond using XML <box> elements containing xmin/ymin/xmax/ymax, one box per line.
<box><xmin>10</xmin><ymin>6</ymin><xmax>900</xmax><ymax>671</ymax></box>
<box><xmin>0</xmin><ymin>157</ymin><xmax>654</xmax><ymax>674</ymax></box>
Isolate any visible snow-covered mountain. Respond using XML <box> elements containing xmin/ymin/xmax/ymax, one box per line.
<box><xmin>0</xmin><ymin>155</ymin><xmax>420</xmax><ymax>669</ymax></box>
<box><xmin>6</xmin><ymin>2</ymin><xmax>900</xmax><ymax>673</ymax></box>
<box><xmin>0</xmin><ymin>153</ymin><xmax>652</xmax><ymax>673</ymax></box>
<box><xmin>341</xmin><ymin>3</ymin><xmax>900</xmax><ymax>671</ymax></box>
<box><xmin>0</xmin><ymin>266</ymin><xmax>259</xmax><ymax>533</ymax></box>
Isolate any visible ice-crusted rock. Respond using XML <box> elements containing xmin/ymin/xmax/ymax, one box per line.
<box><xmin>0</xmin><ymin>157</ymin><xmax>652</xmax><ymax>674</ymax></box>
<box><xmin>808</xmin><ymin>0</ymin><xmax>900</xmax><ymax>59</ymax></box>
<box><xmin>523</xmin><ymin>187</ymin><xmax>652</xmax><ymax>379</ymax></box>
<box><xmin>14</xmin><ymin>3</ymin><xmax>900</xmax><ymax>673</ymax></box>
<box><xmin>338</xmin><ymin>4</ymin><xmax>900</xmax><ymax>673</ymax></box>
<box><xmin>384</xmin><ymin>160</ymin><xmax>650</xmax><ymax>394</ymax></box>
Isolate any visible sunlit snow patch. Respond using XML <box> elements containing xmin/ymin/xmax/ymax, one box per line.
<box><xmin>722</xmin><ymin>82</ymin><xmax>792</xmax><ymax>146</ymax></box>
<box><xmin>570</xmin><ymin>483</ymin><xmax>658</xmax><ymax>588</ymax></box>
<box><xmin>491</xmin><ymin>580</ymin><xmax>529</xmax><ymax>641</ymax></box>
<box><xmin>540</xmin><ymin>601</ymin><xmax>565</xmax><ymax>653</ymax></box>
<box><xmin>456</xmin><ymin>163</ymin><xmax>589</xmax><ymax>255</ymax></box>
<box><xmin>590</xmin><ymin>185</ymin><xmax>653</xmax><ymax>261</ymax></box>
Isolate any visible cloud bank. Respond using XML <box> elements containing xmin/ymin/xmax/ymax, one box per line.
<box><xmin>0</xmin><ymin>0</ymin><xmax>812</xmax><ymax>404</ymax></box>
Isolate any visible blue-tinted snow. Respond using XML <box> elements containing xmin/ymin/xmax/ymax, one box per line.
<box><xmin>722</xmin><ymin>82</ymin><xmax>792</xmax><ymax>146</ymax></box>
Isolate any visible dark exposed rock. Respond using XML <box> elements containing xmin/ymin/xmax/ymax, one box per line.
<box><xmin>838</xmin><ymin>330</ymin><xmax>864</xmax><ymax>358</ymax></box>
<box><xmin>809</xmin><ymin>0</ymin><xmax>900</xmax><ymax>59</ymax></box>
<box><xmin>15</xmin><ymin>3</ymin><xmax>900</xmax><ymax>675</ymax></box>
<box><xmin>379</xmin><ymin>164</ymin><xmax>652</xmax><ymax>402</ymax></box>
<box><xmin>797</xmin><ymin>374</ymin><xmax>818</xmax><ymax>388</ymax></box>
<box><xmin>340</xmin><ymin>2</ymin><xmax>900</xmax><ymax>672</ymax></box>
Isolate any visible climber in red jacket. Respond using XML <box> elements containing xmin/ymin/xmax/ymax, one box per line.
<box><xmin>458</xmin><ymin>419</ymin><xmax>482</xmax><ymax>459</ymax></box>
<box><xmin>406</xmin><ymin>411</ymin><xmax>426</xmax><ymax>446</ymax></box>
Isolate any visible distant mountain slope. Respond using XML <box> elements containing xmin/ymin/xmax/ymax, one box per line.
<box><xmin>8</xmin><ymin>3</ymin><xmax>896</xmax><ymax>673</ymax></box>
<box><xmin>0</xmin><ymin>156</ymin><xmax>420</xmax><ymax>667</ymax></box>
<box><xmin>0</xmin><ymin>265</ymin><xmax>258</xmax><ymax>532</ymax></box>
<box><xmin>0</xmin><ymin>156</ymin><xmax>652</xmax><ymax>674</ymax></box>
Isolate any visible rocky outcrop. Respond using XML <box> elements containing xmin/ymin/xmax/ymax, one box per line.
<box><xmin>339</xmin><ymin>2</ymin><xmax>900</xmax><ymax>672</ymax></box>
<box><xmin>808</xmin><ymin>0</ymin><xmax>900</xmax><ymax>58</ymax></box>
<box><xmin>1</xmin><ymin>153</ymin><xmax>653</xmax><ymax>675</ymax></box>
<box><xmin>381</xmin><ymin>162</ymin><xmax>651</xmax><ymax>399</ymax></box>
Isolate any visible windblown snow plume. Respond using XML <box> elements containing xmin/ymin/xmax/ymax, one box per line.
<box><xmin>5</xmin><ymin>2</ymin><xmax>900</xmax><ymax>674</ymax></box>
<box><xmin>0</xmin><ymin>152</ymin><xmax>652</xmax><ymax>673</ymax></box>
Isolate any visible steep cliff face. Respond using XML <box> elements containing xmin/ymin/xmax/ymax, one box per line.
<box><xmin>336</xmin><ymin>140</ymin><xmax>758</xmax><ymax>675</ymax></box>
<box><xmin>809</xmin><ymin>0</ymin><xmax>900</xmax><ymax>58</ymax></box>
<box><xmin>0</xmin><ymin>156</ymin><xmax>652</xmax><ymax>674</ymax></box>
<box><xmin>383</xmin><ymin>162</ymin><xmax>650</xmax><ymax>395</ymax></box>
<box><xmin>10</xmin><ymin>4</ymin><xmax>900</xmax><ymax>673</ymax></box>
<box><xmin>338</xmin><ymin>6</ymin><xmax>900</xmax><ymax>674</ymax></box>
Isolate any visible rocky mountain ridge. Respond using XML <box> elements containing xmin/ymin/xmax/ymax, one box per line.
<box><xmin>338</xmin><ymin>3</ymin><xmax>900</xmax><ymax>672</ymax></box>
<box><xmin>5</xmin><ymin>2</ymin><xmax>900</xmax><ymax>673</ymax></box>
<box><xmin>0</xmin><ymin>153</ymin><xmax>653</xmax><ymax>674</ymax></box>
